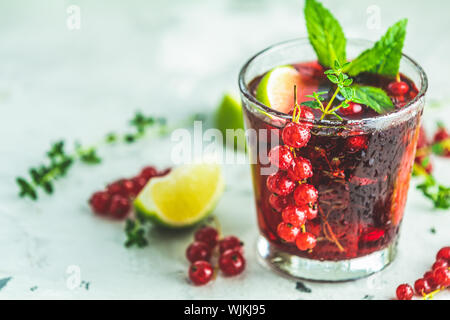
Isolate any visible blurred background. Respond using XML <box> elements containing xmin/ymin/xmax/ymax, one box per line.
<box><xmin>0</xmin><ymin>0</ymin><xmax>449</xmax><ymax>299</ymax></box>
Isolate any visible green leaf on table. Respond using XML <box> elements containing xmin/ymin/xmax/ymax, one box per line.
<box><xmin>352</xmin><ymin>85</ymin><xmax>394</xmax><ymax>114</ymax></box>
<box><xmin>345</xmin><ymin>19</ymin><xmax>407</xmax><ymax>77</ymax></box>
<box><xmin>304</xmin><ymin>0</ymin><xmax>346</xmax><ymax>68</ymax></box>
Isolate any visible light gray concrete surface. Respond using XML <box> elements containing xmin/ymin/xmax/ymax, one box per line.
<box><xmin>0</xmin><ymin>0</ymin><xmax>449</xmax><ymax>299</ymax></box>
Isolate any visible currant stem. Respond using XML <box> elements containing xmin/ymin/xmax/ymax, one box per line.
<box><xmin>321</xmin><ymin>87</ymin><xmax>340</xmax><ymax>120</ymax></box>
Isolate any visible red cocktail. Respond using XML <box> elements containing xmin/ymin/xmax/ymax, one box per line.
<box><xmin>239</xmin><ymin>39</ymin><xmax>427</xmax><ymax>280</ymax></box>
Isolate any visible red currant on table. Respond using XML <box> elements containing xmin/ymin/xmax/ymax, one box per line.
<box><xmin>266</xmin><ymin>171</ymin><xmax>296</xmax><ymax>196</ymax></box>
<box><xmin>388</xmin><ymin>81</ymin><xmax>409</xmax><ymax>96</ymax></box>
<box><xmin>89</xmin><ymin>191</ymin><xmax>111</xmax><ymax>215</ymax></box>
<box><xmin>433</xmin><ymin>267</ymin><xmax>450</xmax><ymax>287</ymax></box>
<box><xmin>194</xmin><ymin>226</ymin><xmax>219</xmax><ymax>248</ymax></box>
<box><xmin>106</xmin><ymin>180</ymin><xmax>128</xmax><ymax>196</ymax></box>
<box><xmin>268</xmin><ymin>194</ymin><xmax>290</xmax><ymax>212</ymax></box>
<box><xmin>346</xmin><ymin>135</ymin><xmax>368</xmax><ymax>153</ymax></box>
<box><xmin>396</xmin><ymin>284</ymin><xmax>414</xmax><ymax>300</ymax></box>
<box><xmin>295</xmin><ymin>232</ymin><xmax>317</xmax><ymax>251</ymax></box>
<box><xmin>281</xmin><ymin>205</ymin><xmax>306</xmax><ymax>227</ymax></box>
<box><xmin>436</xmin><ymin>246</ymin><xmax>450</xmax><ymax>262</ymax></box>
<box><xmin>140</xmin><ymin>166</ymin><xmax>158</xmax><ymax>180</ymax></box>
<box><xmin>121</xmin><ymin>179</ymin><xmax>137</xmax><ymax>196</ymax></box>
<box><xmin>219</xmin><ymin>250</ymin><xmax>246</xmax><ymax>276</ymax></box>
<box><xmin>189</xmin><ymin>261</ymin><xmax>213</xmax><ymax>285</ymax></box>
<box><xmin>432</xmin><ymin>259</ymin><xmax>448</xmax><ymax>271</ymax></box>
<box><xmin>268</xmin><ymin>145</ymin><xmax>293</xmax><ymax>171</ymax></box>
<box><xmin>287</xmin><ymin>156</ymin><xmax>313</xmax><ymax>181</ymax></box>
<box><xmin>423</xmin><ymin>270</ymin><xmax>437</xmax><ymax>290</ymax></box>
<box><xmin>340</xmin><ymin>102</ymin><xmax>363</xmax><ymax>116</ymax></box>
<box><xmin>219</xmin><ymin>236</ymin><xmax>243</xmax><ymax>254</ymax></box>
<box><xmin>282</xmin><ymin>122</ymin><xmax>311</xmax><ymax>148</ymax></box>
<box><xmin>131</xmin><ymin>176</ymin><xmax>148</xmax><ymax>195</ymax></box>
<box><xmin>433</xmin><ymin>126</ymin><xmax>449</xmax><ymax>143</ymax></box>
<box><xmin>277</xmin><ymin>222</ymin><xmax>300</xmax><ymax>243</ymax></box>
<box><xmin>293</xmin><ymin>183</ymin><xmax>318</xmax><ymax>207</ymax></box>
<box><xmin>108</xmin><ymin>195</ymin><xmax>131</xmax><ymax>219</ymax></box>
<box><xmin>186</xmin><ymin>241</ymin><xmax>212</xmax><ymax>263</ymax></box>
<box><xmin>414</xmin><ymin>278</ymin><xmax>432</xmax><ymax>295</ymax></box>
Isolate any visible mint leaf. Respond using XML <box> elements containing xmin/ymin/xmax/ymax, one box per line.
<box><xmin>304</xmin><ymin>0</ymin><xmax>346</xmax><ymax>68</ymax></box>
<box><xmin>352</xmin><ymin>85</ymin><xmax>394</xmax><ymax>114</ymax></box>
<box><xmin>345</xmin><ymin>19</ymin><xmax>407</xmax><ymax>77</ymax></box>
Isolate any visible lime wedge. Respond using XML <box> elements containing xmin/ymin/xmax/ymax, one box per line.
<box><xmin>256</xmin><ymin>66</ymin><xmax>303</xmax><ymax>113</ymax></box>
<box><xmin>134</xmin><ymin>163</ymin><xmax>225</xmax><ymax>228</ymax></box>
<box><xmin>214</xmin><ymin>93</ymin><xmax>246</xmax><ymax>151</ymax></box>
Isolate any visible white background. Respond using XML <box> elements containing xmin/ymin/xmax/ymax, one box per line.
<box><xmin>0</xmin><ymin>0</ymin><xmax>449</xmax><ymax>299</ymax></box>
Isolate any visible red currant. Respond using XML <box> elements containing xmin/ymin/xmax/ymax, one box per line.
<box><xmin>433</xmin><ymin>127</ymin><xmax>449</xmax><ymax>143</ymax></box>
<box><xmin>436</xmin><ymin>247</ymin><xmax>450</xmax><ymax>262</ymax></box>
<box><xmin>304</xmin><ymin>203</ymin><xmax>318</xmax><ymax>220</ymax></box>
<box><xmin>294</xmin><ymin>184</ymin><xmax>318</xmax><ymax>207</ymax></box>
<box><xmin>108</xmin><ymin>195</ymin><xmax>131</xmax><ymax>219</ymax></box>
<box><xmin>268</xmin><ymin>145</ymin><xmax>293</xmax><ymax>170</ymax></box>
<box><xmin>295</xmin><ymin>232</ymin><xmax>317</xmax><ymax>251</ymax></box>
<box><xmin>282</xmin><ymin>122</ymin><xmax>311</xmax><ymax>148</ymax></box>
<box><xmin>266</xmin><ymin>171</ymin><xmax>296</xmax><ymax>196</ymax></box>
<box><xmin>388</xmin><ymin>81</ymin><xmax>409</xmax><ymax>96</ymax></box>
<box><xmin>396</xmin><ymin>284</ymin><xmax>414</xmax><ymax>300</ymax></box>
<box><xmin>186</xmin><ymin>241</ymin><xmax>211</xmax><ymax>263</ymax></box>
<box><xmin>287</xmin><ymin>156</ymin><xmax>313</xmax><ymax>181</ymax></box>
<box><xmin>219</xmin><ymin>250</ymin><xmax>246</xmax><ymax>276</ymax></box>
<box><xmin>189</xmin><ymin>261</ymin><xmax>213</xmax><ymax>285</ymax></box>
<box><xmin>219</xmin><ymin>236</ymin><xmax>243</xmax><ymax>254</ymax></box>
<box><xmin>432</xmin><ymin>259</ymin><xmax>448</xmax><ymax>271</ymax></box>
<box><xmin>423</xmin><ymin>270</ymin><xmax>437</xmax><ymax>290</ymax></box>
<box><xmin>140</xmin><ymin>166</ymin><xmax>158</xmax><ymax>180</ymax></box>
<box><xmin>121</xmin><ymin>179</ymin><xmax>137</xmax><ymax>197</ymax></box>
<box><xmin>433</xmin><ymin>267</ymin><xmax>450</xmax><ymax>287</ymax></box>
<box><xmin>299</xmin><ymin>107</ymin><xmax>315</xmax><ymax>128</ymax></box>
<box><xmin>281</xmin><ymin>205</ymin><xmax>306</xmax><ymax>227</ymax></box>
<box><xmin>131</xmin><ymin>176</ymin><xmax>148</xmax><ymax>195</ymax></box>
<box><xmin>106</xmin><ymin>180</ymin><xmax>128</xmax><ymax>197</ymax></box>
<box><xmin>414</xmin><ymin>278</ymin><xmax>432</xmax><ymax>295</ymax></box>
<box><xmin>346</xmin><ymin>135</ymin><xmax>368</xmax><ymax>153</ymax></box>
<box><xmin>340</xmin><ymin>102</ymin><xmax>363</xmax><ymax>116</ymax></box>
<box><xmin>268</xmin><ymin>194</ymin><xmax>290</xmax><ymax>212</ymax></box>
<box><xmin>89</xmin><ymin>191</ymin><xmax>111</xmax><ymax>215</ymax></box>
<box><xmin>194</xmin><ymin>226</ymin><xmax>219</xmax><ymax>248</ymax></box>
<box><xmin>277</xmin><ymin>222</ymin><xmax>300</xmax><ymax>243</ymax></box>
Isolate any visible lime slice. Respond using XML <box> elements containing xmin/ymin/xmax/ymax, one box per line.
<box><xmin>134</xmin><ymin>163</ymin><xmax>225</xmax><ymax>228</ymax></box>
<box><xmin>256</xmin><ymin>66</ymin><xmax>303</xmax><ymax>113</ymax></box>
<box><xmin>214</xmin><ymin>93</ymin><xmax>246</xmax><ymax>151</ymax></box>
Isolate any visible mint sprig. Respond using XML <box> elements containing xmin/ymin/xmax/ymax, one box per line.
<box><xmin>300</xmin><ymin>61</ymin><xmax>395</xmax><ymax>118</ymax></box>
<box><xmin>352</xmin><ymin>85</ymin><xmax>395</xmax><ymax>114</ymax></box>
<box><xmin>344</xmin><ymin>19</ymin><xmax>408</xmax><ymax>77</ymax></box>
<box><xmin>304</xmin><ymin>0</ymin><xmax>407</xmax><ymax>78</ymax></box>
<box><xmin>304</xmin><ymin>0</ymin><xmax>346</xmax><ymax>68</ymax></box>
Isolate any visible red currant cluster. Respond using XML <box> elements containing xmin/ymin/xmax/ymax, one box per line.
<box><xmin>396</xmin><ymin>246</ymin><xmax>450</xmax><ymax>300</ymax></box>
<box><xmin>267</xmin><ymin>107</ymin><xmax>319</xmax><ymax>251</ymax></box>
<box><xmin>88</xmin><ymin>166</ymin><xmax>170</xmax><ymax>219</ymax></box>
<box><xmin>186</xmin><ymin>226</ymin><xmax>245</xmax><ymax>286</ymax></box>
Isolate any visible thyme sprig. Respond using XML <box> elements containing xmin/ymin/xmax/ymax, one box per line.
<box><xmin>16</xmin><ymin>112</ymin><xmax>168</xmax><ymax>201</ymax></box>
<box><xmin>300</xmin><ymin>60</ymin><xmax>354</xmax><ymax>120</ymax></box>
<box><xmin>124</xmin><ymin>212</ymin><xmax>149</xmax><ymax>248</ymax></box>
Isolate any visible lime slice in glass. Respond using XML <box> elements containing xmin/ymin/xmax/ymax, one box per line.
<box><xmin>256</xmin><ymin>66</ymin><xmax>302</xmax><ymax>113</ymax></box>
